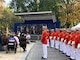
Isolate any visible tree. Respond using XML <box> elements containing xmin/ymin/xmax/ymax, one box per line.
<box><xmin>0</xmin><ymin>0</ymin><xmax>4</xmax><ymax>19</ymax></box>
<box><xmin>9</xmin><ymin>0</ymin><xmax>80</xmax><ymax>28</ymax></box>
<box><xmin>10</xmin><ymin>0</ymin><xmax>39</xmax><ymax>12</ymax></box>
<box><xmin>9</xmin><ymin>0</ymin><xmax>28</xmax><ymax>12</ymax></box>
<box><xmin>9</xmin><ymin>0</ymin><xmax>64</xmax><ymax>20</ymax></box>
<box><xmin>59</xmin><ymin>0</ymin><xmax>80</xmax><ymax>28</ymax></box>
<box><xmin>27</xmin><ymin>0</ymin><xmax>38</xmax><ymax>12</ymax></box>
<box><xmin>0</xmin><ymin>7</ymin><xmax>22</xmax><ymax>35</ymax></box>
<box><xmin>0</xmin><ymin>0</ymin><xmax>32</xmax><ymax>34</ymax></box>
<box><xmin>39</xmin><ymin>0</ymin><xmax>65</xmax><ymax>20</ymax></box>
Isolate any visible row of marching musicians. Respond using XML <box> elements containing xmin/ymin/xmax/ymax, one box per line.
<box><xmin>48</xmin><ymin>28</ymin><xmax>80</xmax><ymax>60</ymax></box>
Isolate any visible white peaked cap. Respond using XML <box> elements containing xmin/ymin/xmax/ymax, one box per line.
<box><xmin>51</xmin><ymin>29</ymin><xmax>54</xmax><ymax>31</ymax></box>
<box><xmin>47</xmin><ymin>29</ymin><xmax>49</xmax><ymax>31</ymax></box>
<box><xmin>75</xmin><ymin>27</ymin><xmax>80</xmax><ymax>31</ymax></box>
<box><xmin>42</xmin><ymin>26</ymin><xmax>47</xmax><ymax>29</ymax></box>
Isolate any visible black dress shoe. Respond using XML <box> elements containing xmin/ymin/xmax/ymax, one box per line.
<box><xmin>41</xmin><ymin>57</ymin><xmax>46</xmax><ymax>59</ymax></box>
<box><xmin>69</xmin><ymin>58</ymin><xmax>73</xmax><ymax>60</ymax></box>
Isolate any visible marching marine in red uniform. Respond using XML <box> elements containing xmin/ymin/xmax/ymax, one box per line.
<box><xmin>70</xmin><ymin>31</ymin><xmax>76</xmax><ymax>60</ymax></box>
<box><xmin>55</xmin><ymin>28</ymin><xmax>60</xmax><ymax>49</ymax></box>
<box><xmin>41</xmin><ymin>26</ymin><xmax>49</xmax><ymax>59</ymax></box>
<box><xmin>49</xmin><ymin>29</ymin><xmax>55</xmax><ymax>48</ymax></box>
<box><xmin>74</xmin><ymin>30</ymin><xmax>80</xmax><ymax>60</ymax></box>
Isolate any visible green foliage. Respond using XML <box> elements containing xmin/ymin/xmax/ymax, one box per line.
<box><xmin>59</xmin><ymin>0</ymin><xmax>80</xmax><ymax>28</ymax></box>
<box><xmin>9</xmin><ymin>0</ymin><xmax>80</xmax><ymax>28</ymax></box>
<box><xmin>9</xmin><ymin>0</ymin><xmax>65</xmax><ymax>20</ymax></box>
<box><xmin>39</xmin><ymin>0</ymin><xmax>64</xmax><ymax>20</ymax></box>
<box><xmin>27</xmin><ymin>0</ymin><xmax>38</xmax><ymax>12</ymax></box>
<box><xmin>9</xmin><ymin>0</ymin><xmax>28</xmax><ymax>12</ymax></box>
<box><xmin>0</xmin><ymin>7</ymin><xmax>22</xmax><ymax>30</ymax></box>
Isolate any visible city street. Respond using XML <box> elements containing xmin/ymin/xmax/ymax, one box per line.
<box><xmin>27</xmin><ymin>41</ymin><xmax>70</xmax><ymax>60</ymax></box>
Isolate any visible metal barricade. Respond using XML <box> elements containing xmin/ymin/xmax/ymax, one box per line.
<box><xmin>30</xmin><ymin>34</ymin><xmax>41</xmax><ymax>41</ymax></box>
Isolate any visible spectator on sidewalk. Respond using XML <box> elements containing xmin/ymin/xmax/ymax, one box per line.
<box><xmin>19</xmin><ymin>33</ymin><xmax>26</xmax><ymax>52</ymax></box>
<box><xmin>2</xmin><ymin>33</ymin><xmax>7</xmax><ymax>46</ymax></box>
<box><xmin>26</xmin><ymin>33</ymin><xmax>31</xmax><ymax>44</ymax></box>
<box><xmin>14</xmin><ymin>34</ymin><xmax>19</xmax><ymax>47</ymax></box>
<box><xmin>7</xmin><ymin>34</ymin><xmax>18</xmax><ymax>53</ymax></box>
<box><xmin>0</xmin><ymin>33</ymin><xmax>3</xmax><ymax>51</ymax></box>
<box><xmin>0</xmin><ymin>33</ymin><xmax>2</xmax><ymax>45</ymax></box>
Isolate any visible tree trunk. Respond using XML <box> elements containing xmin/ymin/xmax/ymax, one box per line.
<box><xmin>6</xmin><ymin>24</ymin><xmax>9</xmax><ymax>36</ymax></box>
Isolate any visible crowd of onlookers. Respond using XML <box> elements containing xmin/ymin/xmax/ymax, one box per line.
<box><xmin>0</xmin><ymin>32</ymin><xmax>31</xmax><ymax>52</ymax></box>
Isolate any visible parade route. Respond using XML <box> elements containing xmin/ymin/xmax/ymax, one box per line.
<box><xmin>27</xmin><ymin>41</ymin><xmax>70</xmax><ymax>60</ymax></box>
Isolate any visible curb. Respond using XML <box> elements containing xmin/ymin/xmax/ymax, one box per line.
<box><xmin>20</xmin><ymin>43</ymin><xmax>35</xmax><ymax>60</ymax></box>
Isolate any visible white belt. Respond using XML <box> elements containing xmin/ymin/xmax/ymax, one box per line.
<box><xmin>64</xmin><ymin>40</ymin><xmax>66</xmax><ymax>43</ymax></box>
<box><xmin>72</xmin><ymin>41</ymin><xmax>75</xmax><ymax>45</ymax></box>
<box><xmin>68</xmin><ymin>41</ymin><xmax>71</xmax><ymax>45</ymax></box>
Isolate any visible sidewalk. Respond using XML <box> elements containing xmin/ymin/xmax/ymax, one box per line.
<box><xmin>0</xmin><ymin>42</ymin><xmax>35</xmax><ymax>60</ymax></box>
<box><xmin>27</xmin><ymin>41</ymin><xmax>70</xmax><ymax>60</ymax></box>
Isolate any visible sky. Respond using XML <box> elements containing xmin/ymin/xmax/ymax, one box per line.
<box><xmin>4</xmin><ymin>0</ymin><xmax>12</xmax><ymax>6</ymax></box>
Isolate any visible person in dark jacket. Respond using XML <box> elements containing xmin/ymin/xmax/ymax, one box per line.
<box><xmin>6</xmin><ymin>35</ymin><xmax>18</xmax><ymax>53</ymax></box>
<box><xmin>0</xmin><ymin>33</ymin><xmax>2</xmax><ymax>50</ymax></box>
<box><xmin>19</xmin><ymin>33</ymin><xmax>26</xmax><ymax>52</ymax></box>
<box><xmin>0</xmin><ymin>33</ymin><xmax>2</xmax><ymax>45</ymax></box>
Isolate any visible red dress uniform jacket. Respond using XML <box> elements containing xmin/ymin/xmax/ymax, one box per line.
<box><xmin>69</xmin><ymin>34</ymin><xmax>72</xmax><ymax>46</ymax></box>
<box><xmin>60</xmin><ymin>31</ymin><xmax>66</xmax><ymax>42</ymax></box>
<box><xmin>55</xmin><ymin>31</ymin><xmax>60</xmax><ymax>40</ymax></box>
<box><xmin>59</xmin><ymin>31</ymin><xmax>63</xmax><ymax>41</ymax></box>
<box><xmin>71</xmin><ymin>33</ymin><xmax>76</xmax><ymax>46</ymax></box>
<box><xmin>58</xmin><ymin>32</ymin><xmax>62</xmax><ymax>41</ymax></box>
<box><xmin>41</xmin><ymin>30</ymin><xmax>49</xmax><ymax>44</ymax></box>
<box><xmin>77</xmin><ymin>33</ymin><xmax>80</xmax><ymax>48</ymax></box>
<box><xmin>50</xmin><ymin>31</ymin><xmax>55</xmax><ymax>40</ymax></box>
<box><xmin>64</xmin><ymin>33</ymin><xmax>70</xmax><ymax>45</ymax></box>
<box><xmin>74</xmin><ymin>33</ymin><xmax>80</xmax><ymax>48</ymax></box>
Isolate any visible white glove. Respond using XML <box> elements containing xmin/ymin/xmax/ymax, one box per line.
<box><xmin>72</xmin><ymin>41</ymin><xmax>75</xmax><ymax>45</ymax></box>
<box><xmin>64</xmin><ymin>40</ymin><xmax>66</xmax><ymax>43</ymax></box>
<box><xmin>53</xmin><ymin>36</ymin><xmax>56</xmax><ymax>39</ymax></box>
<box><xmin>61</xmin><ymin>38</ymin><xmax>64</xmax><ymax>42</ymax></box>
<box><xmin>77</xmin><ymin>44</ymin><xmax>80</xmax><ymax>49</ymax></box>
<box><xmin>68</xmin><ymin>41</ymin><xmax>71</xmax><ymax>45</ymax></box>
<box><xmin>49</xmin><ymin>36</ymin><xmax>52</xmax><ymax>39</ymax></box>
